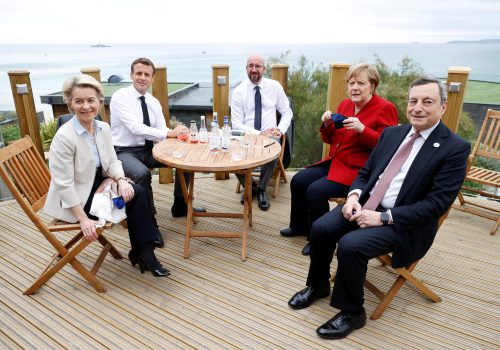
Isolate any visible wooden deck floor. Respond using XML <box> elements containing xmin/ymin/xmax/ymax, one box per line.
<box><xmin>0</xmin><ymin>172</ymin><xmax>499</xmax><ymax>350</ymax></box>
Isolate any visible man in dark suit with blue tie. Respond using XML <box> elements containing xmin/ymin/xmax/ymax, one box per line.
<box><xmin>288</xmin><ymin>76</ymin><xmax>470</xmax><ymax>339</ymax></box>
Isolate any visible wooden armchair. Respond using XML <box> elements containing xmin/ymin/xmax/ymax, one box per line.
<box><xmin>0</xmin><ymin>136</ymin><xmax>122</xmax><ymax>295</ymax></box>
<box><xmin>453</xmin><ymin>109</ymin><xmax>499</xmax><ymax>235</ymax></box>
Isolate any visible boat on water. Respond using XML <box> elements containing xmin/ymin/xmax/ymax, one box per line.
<box><xmin>91</xmin><ymin>43</ymin><xmax>111</xmax><ymax>48</ymax></box>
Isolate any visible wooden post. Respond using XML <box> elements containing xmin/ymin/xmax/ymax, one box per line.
<box><xmin>212</xmin><ymin>65</ymin><xmax>230</xmax><ymax>125</ymax></box>
<box><xmin>442</xmin><ymin>67</ymin><xmax>471</xmax><ymax>133</ymax></box>
<box><xmin>152</xmin><ymin>66</ymin><xmax>174</xmax><ymax>184</ymax></box>
<box><xmin>212</xmin><ymin>64</ymin><xmax>230</xmax><ymax>180</ymax></box>
<box><xmin>271</xmin><ymin>64</ymin><xmax>289</xmax><ymax>94</ymax></box>
<box><xmin>7</xmin><ymin>71</ymin><xmax>44</xmax><ymax>157</ymax></box>
<box><xmin>80</xmin><ymin>67</ymin><xmax>109</xmax><ymax>124</ymax></box>
<box><xmin>322</xmin><ymin>63</ymin><xmax>350</xmax><ymax>158</ymax></box>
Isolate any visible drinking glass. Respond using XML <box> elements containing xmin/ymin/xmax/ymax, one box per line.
<box><xmin>240</xmin><ymin>133</ymin><xmax>252</xmax><ymax>148</ymax></box>
<box><xmin>177</xmin><ymin>129</ymin><xmax>189</xmax><ymax>142</ymax></box>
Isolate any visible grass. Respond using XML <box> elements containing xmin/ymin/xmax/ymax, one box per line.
<box><xmin>464</xmin><ymin>80</ymin><xmax>500</xmax><ymax>104</ymax></box>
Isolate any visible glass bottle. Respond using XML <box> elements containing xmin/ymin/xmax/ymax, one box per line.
<box><xmin>189</xmin><ymin>120</ymin><xmax>198</xmax><ymax>143</ymax></box>
<box><xmin>209</xmin><ymin>112</ymin><xmax>220</xmax><ymax>153</ymax></box>
<box><xmin>198</xmin><ymin>115</ymin><xmax>208</xmax><ymax>144</ymax></box>
<box><xmin>221</xmin><ymin>115</ymin><xmax>231</xmax><ymax>152</ymax></box>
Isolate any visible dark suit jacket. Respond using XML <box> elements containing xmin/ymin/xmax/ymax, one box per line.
<box><xmin>351</xmin><ymin>122</ymin><xmax>470</xmax><ymax>267</ymax></box>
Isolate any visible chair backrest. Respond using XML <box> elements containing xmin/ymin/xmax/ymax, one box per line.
<box><xmin>472</xmin><ymin>109</ymin><xmax>500</xmax><ymax>161</ymax></box>
<box><xmin>0</xmin><ymin>136</ymin><xmax>50</xmax><ymax>215</ymax></box>
<box><xmin>56</xmin><ymin>113</ymin><xmax>102</xmax><ymax>131</ymax></box>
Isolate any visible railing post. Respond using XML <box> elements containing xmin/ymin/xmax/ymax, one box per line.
<box><xmin>212</xmin><ymin>64</ymin><xmax>230</xmax><ymax>180</ymax></box>
<box><xmin>80</xmin><ymin>67</ymin><xmax>109</xmax><ymax>124</ymax></box>
<box><xmin>7</xmin><ymin>70</ymin><xmax>44</xmax><ymax>157</ymax></box>
<box><xmin>323</xmin><ymin>63</ymin><xmax>350</xmax><ymax>158</ymax></box>
<box><xmin>153</xmin><ymin>66</ymin><xmax>173</xmax><ymax>184</ymax></box>
<box><xmin>271</xmin><ymin>64</ymin><xmax>289</xmax><ymax>94</ymax></box>
<box><xmin>443</xmin><ymin>67</ymin><xmax>471</xmax><ymax>133</ymax></box>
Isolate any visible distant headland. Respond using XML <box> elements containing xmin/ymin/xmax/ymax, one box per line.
<box><xmin>447</xmin><ymin>39</ymin><xmax>500</xmax><ymax>44</ymax></box>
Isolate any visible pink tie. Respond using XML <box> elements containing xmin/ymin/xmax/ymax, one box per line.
<box><xmin>363</xmin><ymin>132</ymin><xmax>421</xmax><ymax>210</ymax></box>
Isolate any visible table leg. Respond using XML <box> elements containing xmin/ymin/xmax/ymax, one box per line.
<box><xmin>178</xmin><ymin>170</ymin><xmax>195</xmax><ymax>259</ymax></box>
<box><xmin>242</xmin><ymin>169</ymin><xmax>253</xmax><ymax>261</ymax></box>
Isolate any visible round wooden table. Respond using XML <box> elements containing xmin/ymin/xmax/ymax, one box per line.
<box><xmin>153</xmin><ymin>135</ymin><xmax>281</xmax><ymax>260</ymax></box>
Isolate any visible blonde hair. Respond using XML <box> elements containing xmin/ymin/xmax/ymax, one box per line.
<box><xmin>346</xmin><ymin>63</ymin><xmax>380</xmax><ymax>92</ymax></box>
<box><xmin>62</xmin><ymin>74</ymin><xmax>104</xmax><ymax>106</ymax></box>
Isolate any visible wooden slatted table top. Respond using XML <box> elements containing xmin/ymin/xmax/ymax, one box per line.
<box><xmin>153</xmin><ymin>135</ymin><xmax>281</xmax><ymax>172</ymax></box>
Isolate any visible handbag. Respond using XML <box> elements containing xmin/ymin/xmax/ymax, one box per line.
<box><xmin>90</xmin><ymin>178</ymin><xmax>127</xmax><ymax>224</ymax></box>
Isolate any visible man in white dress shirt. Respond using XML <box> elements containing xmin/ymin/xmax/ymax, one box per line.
<box><xmin>231</xmin><ymin>53</ymin><xmax>293</xmax><ymax>210</ymax></box>
<box><xmin>111</xmin><ymin>58</ymin><xmax>203</xmax><ymax>247</ymax></box>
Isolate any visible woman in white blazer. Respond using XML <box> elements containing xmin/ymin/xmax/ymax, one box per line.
<box><xmin>44</xmin><ymin>74</ymin><xmax>169</xmax><ymax>277</ymax></box>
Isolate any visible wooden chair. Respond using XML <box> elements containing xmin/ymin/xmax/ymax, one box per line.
<box><xmin>331</xmin><ymin>206</ymin><xmax>451</xmax><ymax>320</ymax></box>
<box><xmin>0</xmin><ymin>136</ymin><xmax>122</xmax><ymax>295</ymax></box>
<box><xmin>235</xmin><ymin>133</ymin><xmax>288</xmax><ymax>198</ymax></box>
<box><xmin>453</xmin><ymin>109</ymin><xmax>499</xmax><ymax>235</ymax></box>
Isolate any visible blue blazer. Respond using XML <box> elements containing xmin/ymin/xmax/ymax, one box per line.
<box><xmin>351</xmin><ymin>122</ymin><xmax>470</xmax><ymax>267</ymax></box>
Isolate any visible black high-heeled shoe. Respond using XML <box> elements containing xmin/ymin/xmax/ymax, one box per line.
<box><xmin>138</xmin><ymin>256</ymin><xmax>170</xmax><ymax>277</ymax></box>
<box><xmin>128</xmin><ymin>250</ymin><xmax>139</xmax><ymax>267</ymax></box>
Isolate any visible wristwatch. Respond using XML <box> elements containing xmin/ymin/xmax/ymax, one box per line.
<box><xmin>380</xmin><ymin>211</ymin><xmax>390</xmax><ymax>225</ymax></box>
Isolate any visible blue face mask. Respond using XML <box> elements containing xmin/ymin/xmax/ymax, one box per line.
<box><xmin>331</xmin><ymin>114</ymin><xmax>347</xmax><ymax>128</ymax></box>
<box><xmin>113</xmin><ymin>196</ymin><xmax>125</xmax><ymax>209</ymax></box>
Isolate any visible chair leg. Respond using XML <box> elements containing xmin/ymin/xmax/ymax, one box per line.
<box><xmin>97</xmin><ymin>235</ymin><xmax>123</xmax><ymax>259</ymax></box>
<box><xmin>491</xmin><ymin>217</ymin><xmax>499</xmax><ymax>235</ymax></box>
<box><xmin>24</xmin><ymin>237</ymin><xmax>106</xmax><ymax>295</ymax></box>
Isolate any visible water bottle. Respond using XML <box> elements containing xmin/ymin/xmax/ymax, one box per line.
<box><xmin>209</xmin><ymin>112</ymin><xmax>220</xmax><ymax>153</ymax></box>
<box><xmin>221</xmin><ymin>116</ymin><xmax>231</xmax><ymax>152</ymax></box>
<box><xmin>198</xmin><ymin>115</ymin><xmax>208</xmax><ymax>144</ymax></box>
<box><xmin>189</xmin><ymin>120</ymin><xmax>198</xmax><ymax>143</ymax></box>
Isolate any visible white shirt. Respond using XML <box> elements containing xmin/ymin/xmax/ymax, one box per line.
<box><xmin>110</xmin><ymin>85</ymin><xmax>170</xmax><ymax>147</ymax></box>
<box><xmin>230</xmin><ymin>77</ymin><xmax>293</xmax><ymax>135</ymax></box>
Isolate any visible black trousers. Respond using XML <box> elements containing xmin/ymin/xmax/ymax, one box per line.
<box><xmin>115</xmin><ymin>146</ymin><xmax>189</xmax><ymax>215</ymax></box>
<box><xmin>289</xmin><ymin>161</ymin><xmax>349</xmax><ymax>238</ymax></box>
<box><xmin>84</xmin><ymin>173</ymin><xmax>157</xmax><ymax>250</ymax></box>
<box><xmin>306</xmin><ymin>205</ymin><xmax>396</xmax><ymax>312</ymax></box>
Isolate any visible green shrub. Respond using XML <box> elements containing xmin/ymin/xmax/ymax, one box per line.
<box><xmin>1</xmin><ymin>124</ymin><xmax>21</xmax><ymax>144</ymax></box>
<box><xmin>40</xmin><ymin>119</ymin><xmax>58</xmax><ymax>151</ymax></box>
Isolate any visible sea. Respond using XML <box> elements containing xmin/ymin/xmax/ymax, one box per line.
<box><xmin>1</xmin><ymin>42</ymin><xmax>499</xmax><ymax>119</ymax></box>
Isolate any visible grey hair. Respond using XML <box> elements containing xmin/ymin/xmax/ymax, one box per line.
<box><xmin>408</xmin><ymin>76</ymin><xmax>448</xmax><ymax>104</ymax></box>
<box><xmin>62</xmin><ymin>74</ymin><xmax>104</xmax><ymax>105</ymax></box>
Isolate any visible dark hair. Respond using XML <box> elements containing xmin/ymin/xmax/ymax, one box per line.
<box><xmin>408</xmin><ymin>76</ymin><xmax>447</xmax><ymax>104</ymax></box>
<box><xmin>131</xmin><ymin>58</ymin><xmax>156</xmax><ymax>75</ymax></box>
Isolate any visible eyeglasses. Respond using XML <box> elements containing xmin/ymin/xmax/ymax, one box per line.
<box><xmin>247</xmin><ymin>64</ymin><xmax>264</xmax><ymax>70</ymax></box>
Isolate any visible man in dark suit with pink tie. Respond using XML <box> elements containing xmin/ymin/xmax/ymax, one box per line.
<box><xmin>288</xmin><ymin>76</ymin><xmax>470</xmax><ymax>340</ymax></box>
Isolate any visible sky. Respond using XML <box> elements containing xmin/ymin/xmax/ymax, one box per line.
<box><xmin>0</xmin><ymin>0</ymin><xmax>499</xmax><ymax>44</ymax></box>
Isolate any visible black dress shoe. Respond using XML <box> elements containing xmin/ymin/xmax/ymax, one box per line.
<box><xmin>301</xmin><ymin>242</ymin><xmax>311</xmax><ymax>256</ymax></box>
<box><xmin>257</xmin><ymin>190</ymin><xmax>270</xmax><ymax>211</ymax></box>
<box><xmin>280</xmin><ymin>227</ymin><xmax>308</xmax><ymax>237</ymax></box>
<box><xmin>316</xmin><ymin>310</ymin><xmax>367</xmax><ymax>339</ymax></box>
<box><xmin>171</xmin><ymin>203</ymin><xmax>207</xmax><ymax>218</ymax></box>
<box><xmin>288</xmin><ymin>286</ymin><xmax>330</xmax><ymax>310</ymax></box>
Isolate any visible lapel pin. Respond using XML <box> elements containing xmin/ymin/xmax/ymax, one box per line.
<box><xmin>433</xmin><ymin>142</ymin><xmax>440</xmax><ymax>148</ymax></box>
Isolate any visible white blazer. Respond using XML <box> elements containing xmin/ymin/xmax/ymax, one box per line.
<box><xmin>43</xmin><ymin>118</ymin><xmax>125</xmax><ymax>223</ymax></box>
